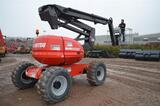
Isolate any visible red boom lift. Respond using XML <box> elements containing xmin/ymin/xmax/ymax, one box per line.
<box><xmin>11</xmin><ymin>4</ymin><xmax>116</xmax><ymax>103</ymax></box>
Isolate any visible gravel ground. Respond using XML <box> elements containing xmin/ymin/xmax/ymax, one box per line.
<box><xmin>0</xmin><ymin>54</ymin><xmax>160</xmax><ymax>106</ymax></box>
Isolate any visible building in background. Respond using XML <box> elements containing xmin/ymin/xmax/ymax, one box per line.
<box><xmin>133</xmin><ymin>33</ymin><xmax>160</xmax><ymax>44</ymax></box>
<box><xmin>95</xmin><ymin>32</ymin><xmax>160</xmax><ymax>45</ymax></box>
<box><xmin>95</xmin><ymin>28</ymin><xmax>139</xmax><ymax>45</ymax></box>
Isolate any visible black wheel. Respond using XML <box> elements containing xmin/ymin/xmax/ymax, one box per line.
<box><xmin>87</xmin><ymin>61</ymin><xmax>107</xmax><ymax>86</ymax></box>
<box><xmin>36</xmin><ymin>67</ymin><xmax>72</xmax><ymax>103</ymax></box>
<box><xmin>11</xmin><ymin>61</ymin><xmax>37</xmax><ymax>89</ymax></box>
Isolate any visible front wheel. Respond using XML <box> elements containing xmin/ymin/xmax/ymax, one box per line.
<box><xmin>36</xmin><ymin>67</ymin><xmax>72</xmax><ymax>104</ymax></box>
<box><xmin>87</xmin><ymin>61</ymin><xmax>107</xmax><ymax>86</ymax></box>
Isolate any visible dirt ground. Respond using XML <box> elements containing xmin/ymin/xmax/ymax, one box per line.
<box><xmin>0</xmin><ymin>54</ymin><xmax>160</xmax><ymax>106</ymax></box>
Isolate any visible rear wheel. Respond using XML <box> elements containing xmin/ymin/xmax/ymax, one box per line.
<box><xmin>36</xmin><ymin>67</ymin><xmax>72</xmax><ymax>103</ymax></box>
<box><xmin>11</xmin><ymin>61</ymin><xmax>37</xmax><ymax>89</ymax></box>
<box><xmin>87</xmin><ymin>61</ymin><xmax>107</xmax><ymax>86</ymax></box>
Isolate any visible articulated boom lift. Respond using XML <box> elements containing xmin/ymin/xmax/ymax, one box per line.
<box><xmin>39</xmin><ymin>4</ymin><xmax>117</xmax><ymax>48</ymax></box>
<box><xmin>11</xmin><ymin>4</ymin><xmax>115</xmax><ymax>104</ymax></box>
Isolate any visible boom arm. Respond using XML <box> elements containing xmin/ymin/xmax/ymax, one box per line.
<box><xmin>38</xmin><ymin>4</ymin><xmax>117</xmax><ymax>48</ymax></box>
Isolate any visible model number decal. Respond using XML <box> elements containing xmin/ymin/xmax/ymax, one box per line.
<box><xmin>33</xmin><ymin>43</ymin><xmax>46</xmax><ymax>48</ymax></box>
<box><xmin>51</xmin><ymin>45</ymin><xmax>61</xmax><ymax>50</ymax></box>
<box><xmin>65</xmin><ymin>47</ymin><xmax>80</xmax><ymax>51</ymax></box>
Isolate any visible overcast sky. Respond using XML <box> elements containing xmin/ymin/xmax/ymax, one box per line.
<box><xmin>1</xmin><ymin>0</ymin><xmax>160</xmax><ymax>38</ymax></box>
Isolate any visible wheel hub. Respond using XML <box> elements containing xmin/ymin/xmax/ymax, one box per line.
<box><xmin>96</xmin><ymin>66</ymin><xmax>105</xmax><ymax>81</ymax></box>
<box><xmin>97</xmin><ymin>71</ymin><xmax>101</xmax><ymax>76</ymax></box>
<box><xmin>51</xmin><ymin>76</ymin><xmax>68</xmax><ymax>96</ymax></box>
<box><xmin>53</xmin><ymin>81</ymin><xmax>61</xmax><ymax>89</ymax></box>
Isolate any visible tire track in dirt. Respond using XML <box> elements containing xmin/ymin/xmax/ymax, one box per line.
<box><xmin>109</xmin><ymin>69</ymin><xmax>160</xmax><ymax>85</ymax></box>
<box><xmin>105</xmin><ymin>59</ymin><xmax>160</xmax><ymax>92</ymax></box>
<box><xmin>107</xmin><ymin>68</ymin><xmax>160</xmax><ymax>91</ymax></box>
<box><xmin>107</xmin><ymin>64</ymin><xmax>160</xmax><ymax>74</ymax></box>
<box><xmin>104</xmin><ymin>59</ymin><xmax>160</xmax><ymax>69</ymax></box>
<box><xmin>107</xmin><ymin>64</ymin><xmax>160</xmax><ymax>81</ymax></box>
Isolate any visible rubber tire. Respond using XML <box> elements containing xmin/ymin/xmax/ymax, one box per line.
<box><xmin>87</xmin><ymin>61</ymin><xmax>107</xmax><ymax>86</ymax></box>
<box><xmin>11</xmin><ymin>61</ymin><xmax>37</xmax><ymax>89</ymax></box>
<box><xmin>36</xmin><ymin>67</ymin><xmax>72</xmax><ymax>104</ymax></box>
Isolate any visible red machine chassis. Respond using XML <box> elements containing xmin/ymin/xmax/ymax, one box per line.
<box><xmin>25</xmin><ymin>64</ymin><xmax>88</xmax><ymax>79</ymax></box>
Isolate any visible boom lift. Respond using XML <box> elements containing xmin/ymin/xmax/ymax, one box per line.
<box><xmin>11</xmin><ymin>4</ymin><xmax>115</xmax><ymax>104</ymax></box>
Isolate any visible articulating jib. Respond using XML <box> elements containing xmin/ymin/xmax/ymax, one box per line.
<box><xmin>38</xmin><ymin>4</ymin><xmax>117</xmax><ymax>48</ymax></box>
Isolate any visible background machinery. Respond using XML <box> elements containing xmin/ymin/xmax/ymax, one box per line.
<box><xmin>15</xmin><ymin>38</ymin><xmax>31</xmax><ymax>54</ymax></box>
<box><xmin>6</xmin><ymin>38</ymin><xmax>32</xmax><ymax>54</ymax></box>
<box><xmin>0</xmin><ymin>29</ymin><xmax>7</xmax><ymax>57</ymax></box>
<box><xmin>11</xmin><ymin>4</ymin><xmax>117</xmax><ymax>103</ymax></box>
<box><xmin>7</xmin><ymin>38</ymin><xmax>20</xmax><ymax>53</ymax></box>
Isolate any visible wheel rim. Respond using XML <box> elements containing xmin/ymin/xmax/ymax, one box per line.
<box><xmin>96</xmin><ymin>66</ymin><xmax>105</xmax><ymax>81</ymax></box>
<box><xmin>20</xmin><ymin>71</ymin><xmax>32</xmax><ymax>84</ymax></box>
<box><xmin>51</xmin><ymin>76</ymin><xmax>68</xmax><ymax>96</ymax></box>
